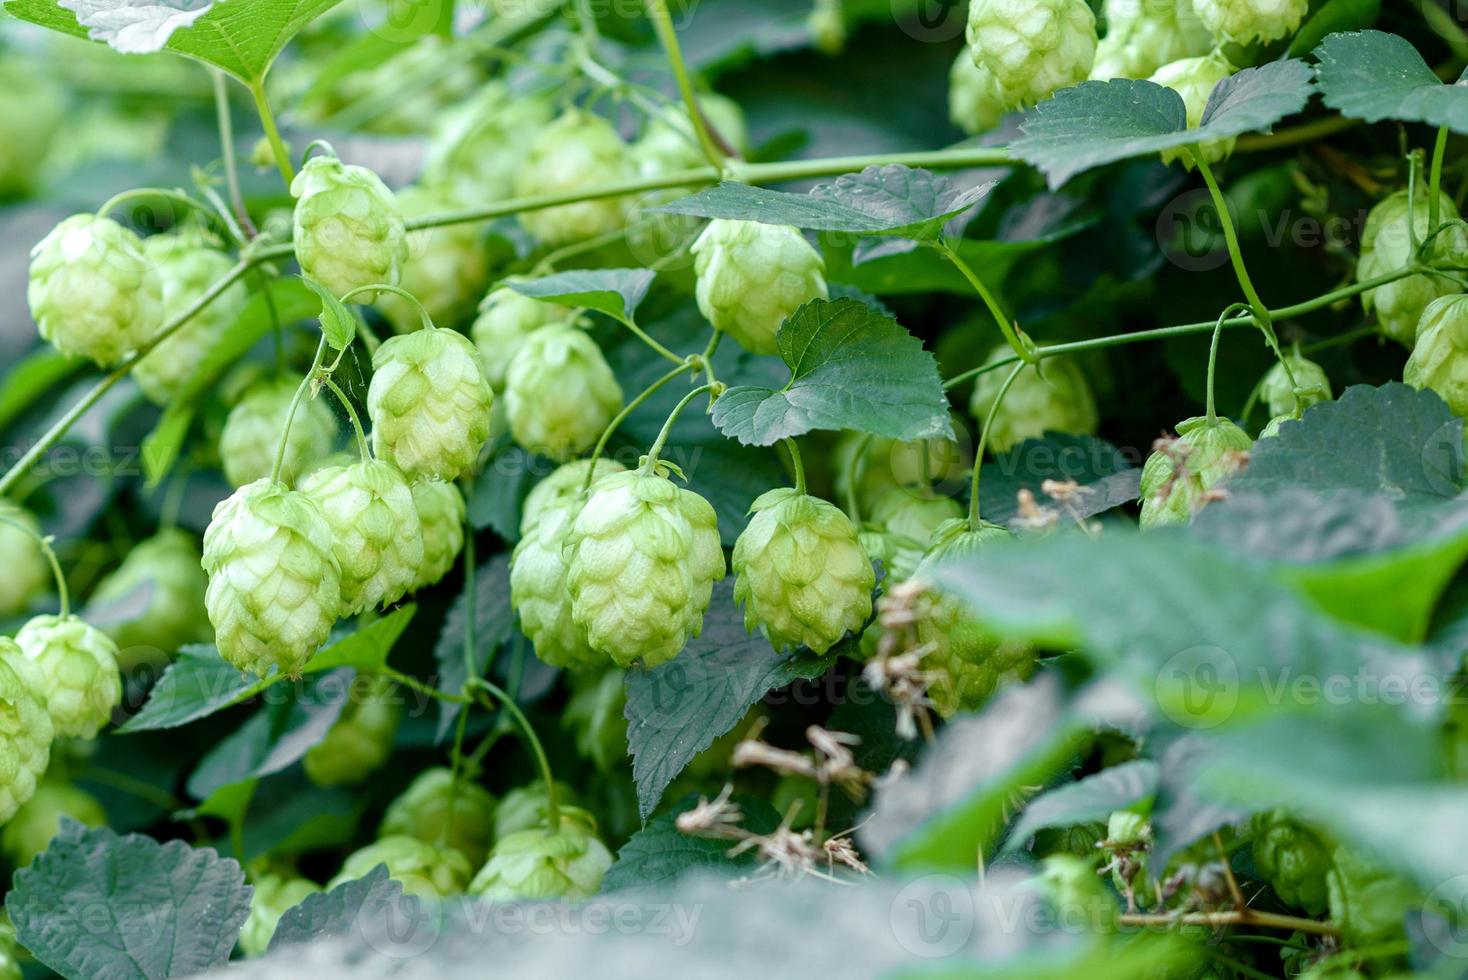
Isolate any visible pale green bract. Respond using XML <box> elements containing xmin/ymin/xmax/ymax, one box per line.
<box><xmin>1260</xmin><ymin>352</ymin><xmax>1332</xmax><ymax>419</ymax></box>
<box><xmin>732</xmin><ymin>489</ymin><xmax>875</xmax><ymax>654</ymax></box>
<box><xmin>514</xmin><ymin>110</ymin><xmax>635</xmax><ymax>246</ymax></box>
<box><xmin>1148</xmin><ymin>53</ymin><xmax>1237</xmax><ymax>167</ymax></box>
<box><xmin>494</xmin><ymin>782</ymin><xmax>581</xmax><ymax>840</ymax></box>
<box><xmin>0</xmin><ymin>781</ymin><xmax>106</xmax><ymax>869</ymax></box>
<box><xmin>329</xmin><ymin>834</ymin><xmax>473</xmax><ymax>900</ymax></box>
<box><xmin>970</xmin><ymin>349</ymin><xmax>1098</xmax><ymax>453</ymax></box>
<box><xmin>1090</xmin><ymin>0</ymin><xmax>1212</xmax><ymax>80</ymax></box>
<box><xmin>376</xmin><ymin>186</ymin><xmax>491</xmax><ymax>334</ymax></box>
<box><xmin>949</xmin><ymin>51</ymin><xmax>1008</xmax><ymax>136</ymax></box>
<box><xmin>28</xmin><ymin>214</ymin><xmax>162</xmax><ymax>367</ymax></box>
<box><xmin>0</xmin><ymin>640</ymin><xmax>53</xmax><ymax>825</ymax></box>
<box><xmin>302</xmin><ymin>461</ymin><xmax>423</xmax><ymax>615</ymax></box>
<box><xmin>520</xmin><ymin>459</ymin><xmax>628</xmax><ymax>536</ymax></box>
<box><xmin>691</xmin><ymin>218</ymin><xmax>828</xmax><ymax>356</ymax></box>
<box><xmin>1326</xmin><ymin>847</ymin><xmax>1419</xmax><ymax>947</ymax></box>
<box><xmin>1404</xmin><ymin>294</ymin><xmax>1468</xmax><ymax>416</ymax></box>
<box><xmin>238</xmin><ymin>874</ymin><xmax>320</xmax><ymax>958</ymax></box>
<box><xmin>202</xmin><ymin>479</ymin><xmax>343</xmax><ymax>677</ymax></box>
<box><xmin>511</xmin><ymin>503</ymin><xmax>602</xmax><ymax>670</ymax></box>
<box><xmin>291</xmin><ymin>154</ymin><xmax>408</xmax><ymax>299</ymax></box>
<box><xmin>966</xmin><ymin>0</ymin><xmax>1098</xmax><ymax>110</ymax></box>
<box><xmin>135</xmin><ymin>232</ymin><xmax>248</xmax><ymax>402</ymax></box>
<box><xmin>1357</xmin><ymin>189</ymin><xmax>1468</xmax><ymax>346</ymax></box>
<box><xmin>868</xmin><ymin>489</ymin><xmax>965</xmax><ymax>547</ymax></box>
<box><xmin>1192</xmin><ymin>0</ymin><xmax>1307</xmax><ymax>44</ymax></box>
<box><xmin>564</xmin><ymin>465</ymin><xmax>725</xmax><ymax>668</ymax></box>
<box><xmin>1138</xmin><ymin>415</ymin><xmax>1252</xmax><ymax>529</ymax></box>
<box><xmin>304</xmin><ymin>674</ymin><xmax>401</xmax><ymax>787</ymax></box>
<box><xmin>469</xmin><ymin>807</ymin><xmax>613</xmax><ymax>902</ymax></box>
<box><xmin>503</xmin><ymin>325</ymin><xmax>623</xmax><ymax>461</ymax></box>
<box><xmin>471</xmin><ymin>283</ymin><xmax>568</xmax><ymax>391</ymax></box>
<box><xmin>0</xmin><ymin>503</ymin><xmax>50</xmax><ymax>619</ymax></box>
<box><xmin>369</xmin><ymin>327</ymin><xmax>495</xmax><ymax>482</ymax></box>
<box><xmin>409</xmin><ymin>481</ymin><xmax>466</xmax><ymax>592</ymax></box>
<box><xmin>15</xmin><ymin>614</ymin><xmax>122</xmax><ymax>739</ymax></box>
<box><xmin>90</xmin><ymin>528</ymin><xmax>212</xmax><ymax>669</ymax></box>
<box><xmin>379</xmin><ymin>768</ymin><xmax>498</xmax><ymax>869</ymax></box>
<box><xmin>220</xmin><ymin>377</ymin><xmax>338</xmax><ymax>489</ymax></box>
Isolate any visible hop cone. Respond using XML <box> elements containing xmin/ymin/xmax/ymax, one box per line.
<box><xmin>376</xmin><ymin>186</ymin><xmax>490</xmax><ymax>334</ymax></box>
<box><xmin>733</xmin><ymin>489</ymin><xmax>874</xmax><ymax>654</ymax></box>
<box><xmin>949</xmin><ymin>51</ymin><xmax>1008</xmax><ymax>136</ymax></box>
<box><xmin>28</xmin><ymin>214</ymin><xmax>162</xmax><ymax>366</ymax></box>
<box><xmin>1357</xmin><ymin>187</ymin><xmax>1468</xmax><ymax>346</ymax></box>
<box><xmin>203</xmin><ymin>479</ymin><xmax>343</xmax><ymax>677</ymax></box>
<box><xmin>1090</xmin><ymin>0</ymin><xmax>1211</xmax><ymax>80</ymax></box>
<box><xmin>420</xmin><ymin>83</ymin><xmax>553</xmax><ymax>205</ymax></box>
<box><xmin>563</xmin><ymin>669</ymin><xmax>628</xmax><ymax>773</ymax></box>
<box><xmin>410</xmin><ymin>481</ymin><xmax>466</xmax><ymax>591</ymax></box>
<box><xmin>369</xmin><ymin>327</ymin><xmax>495</xmax><ymax>482</ymax></box>
<box><xmin>291</xmin><ymin>154</ymin><xmax>408</xmax><ymax>299</ymax></box>
<box><xmin>330</xmin><ymin>834</ymin><xmax>472</xmax><ymax>900</ymax></box>
<box><xmin>0</xmin><ymin>781</ymin><xmax>106</xmax><ymax>868</ymax></box>
<box><xmin>966</xmin><ymin>0</ymin><xmax>1098</xmax><ymax>110</ymax></box>
<box><xmin>220</xmin><ymin>377</ymin><xmax>338</xmax><ymax>489</ymax></box>
<box><xmin>494</xmin><ymin>782</ymin><xmax>582</xmax><ymax>840</ymax></box>
<box><xmin>514</xmin><ymin>110</ymin><xmax>635</xmax><ymax>246</ymax></box>
<box><xmin>564</xmin><ymin>465</ymin><xmax>725</xmax><ymax>668</ymax></box>
<box><xmin>1148</xmin><ymin>54</ymin><xmax>1236</xmax><ymax>167</ymax></box>
<box><xmin>238</xmin><ymin>873</ymin><xmax>320</xmax><ymax>957</ymax></box>
<box><xmin>691</xmin><ymin>219</ymin><xmax>828</xmax><ymax>356</ymax></box>
<box><xmin>520</xmin><ymin>459</ymin><xmax>627</xmax><ymax>536</ymax></box>
<box><xmin>869</xmin><ymin>488</ymin><xmax>964</xmax><ymax>547</ymax></box>
<box><xmin>90</xmin><ymin>529</ymin><xmax>211</xmax><ymax>669</ymax></box>
<box><xmin>0</xmin><ymin>640</ymin><xmax>53</xmax><ymax>824</ymax></box>
<box><xmin>0</xmin><ymin>60</ymin><xmax>64</xmax><ymax>199</ymax></box>
<box><xmin>504</xmin><ymin>325</ymin><xmax>622</xmax><ymax>461</ymax></box>
<box><xmin>1260</xmin><ymin>352</ymin><xmax>1332</xmax><ymax>419</ymax></box>
<box><xmin>1405</xmin><ymin>294</ymin><xmax>1468</xmax><ymax>416</ymax></box>
<box><xmin>15</xmin><ymin>614</ymin><xmax>122</xmax><ymax>738</ymax></box>
<box><xmin>469</xmin><ymin>807</ymin><xmax>613</xmax><ymax>902</ymax></box>
<box><xmin>914</xmin><ymin>519</ymin><xmax>1037</xmax><ymax>716</ymax></box>
<box><xmin>471</xmin><ymin>283</ymin><xmax>567</xmax><ymax>391</ymax></box>
<box><xmin>633</xmin><ymin>96</ymin><xmax>748</xmax><ymax>177</ymax></box>
<box><xmin>1138</xmin><ymin>416</ymin><xmax>1252</xmax><ymax>529</ymax></box>
<box><xmin>379</xmin><ymin>767</ymin><xmax>498</xmax><ymax>869</ymax></box>
<box><xmin>1252</xmin><ymin>810</ymin><xmax>1331</xmax><ymax>915</ymax></box>
<box><xmin>302</xmin><ymin>460</ymin><xmax>423</xmax><ymax>614</ymax></box>
<box><xmin>304</xmin><ymin>674</ymin><xmax>401</xmax><ymax>787</ymax></box>
<box><xmin>135</xmin><ymin>232</ymin><xmax>248</xmax><ymax>402</ymax></box>
<box><xmin>970</xmin><ymin>348</ymin><xmax>1098</xmax><ymax>453</ymax></box>
<box><xmin>832</xmin><ymin>432</ymin><xmax>969</xmax><ymax>515</ymax></box>
<box><xmin>0</xmin><ymin>502</ymin><xmax>50</xmax><ymax>618</ymax></box>
<box><xmin>1327</xmin><ymin>847</ymin><xmax>1419</xmax><ymax>947</ymax></box>
<box><xmin>512</xmin><ymin>503</ymin><xmax>602</xmax><ymax>670</ymax></box>
<box><xmin>1193</xmin><ymin>0</ymin><xmax>1307</xmax><ymax>44</ymax></box>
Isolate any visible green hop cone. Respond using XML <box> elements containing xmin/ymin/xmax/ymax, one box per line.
<box><xmin>203</xmin><ymin>479</ymin><xmax>344</xmax><ymax>677</ymax></box>
<box><xmin>15</xmin><ymin>615</ymin><xmax>121</xmax><ymax>739</ymax></box>
<box><xmin>1357</xmin><ymin>187</ymin><xmax>1468</xmax><ymax>346</ymax></box>
<box><xmin>470</xmin><ymin>283</ymin><xmax>568</xmax><ymax>391</ymax></box>
<box><xmin>913</xmin><ymin>519</ymin><xmax>1037</xmax><ymax>716</ymax></box>
<box><xmin>90</xmin><ymin>529</ymin><xmax>211</xmax><ymax>669</ymax></box>
<box><xmin>807</xmin><ymin>0</ymin><xmax>847</xmax><ymax>55</ymax></box>
<box><xmin>28</xmin><ymin>214</ymin><xmax>162</xmax><ymax>367</ymax></box>
<box><xmin>469</xmin><ymin>807</ymin><xmax>613</xmax><ymax>902</ymax></box>
<box><xmin>494</xmin><ymin>782</ymin><xmax>581</xmax><ymax>840</ymax></box>
<box><xmin>303</xmin><ymin>674</ymin><xmax>401</xmax><ymax>787</ymax></box>
<box><xmin>379</xmin><ymin>768</ymin><xmax>498</xmax><ymax>869</ymax></box>
<box><xmin>238</xmin><ymin>873</ymin><xmax>319</xmax><ymax>957</ymax></box>
<box><xmin>220</xmin><ymin>377</ymin><xmax>338</xmax><ymax>489</ymax></box>
<box><xmin>0</xmin><ymin>503</ymin><xmax>50</xmax><ymax>618</ymax></box>
<box><xmin>1149</xmin><ymin>53</ymin><xmax>1237</xmax><ymax>168</ymax></box>
<box><xmin>0</xmin><ymin>781</ymin><xmax>106</xmax><ymax>868</ymax></box>
<box><xmin>0</xmin><ymin>640</ymin><xmax>53</xmax><ymax>824</ymax></box>
<box><xmin>949</xmin><ymin>51</ymin><xmax>1008</xmax><ymax>135</ymax></box>
<box><xmin>514</xmin><ymin>110</ymin><xmax>635</xmax><ymax>246</ymax></box>
<box><xmin>1193</xmin><ymin>0</ymin><xmax>1308</xmax><ymax>44</ymax></box>
<box><xmin>1257</xmin><ymin>415</ymin><xmax>1290</xmax><ymax>440</ymax></box>
<box><xmin>504</xmin><ymin>325</ymin><xmax>623</xmax><ymax>461</ymax></box>
<box><xmin>563</xmin><ymin>668</ymin><xmax>628</xmax><ymax>773</ymax></box>
<box><xmin>564</xmin><ymin>464</ymin><xmax>726</xmax><ymax>668</ymax></box>
<box><xmin>1405</xmin><ymin>294</ymin><xmax>1468</xmax><ymax>416</ymax></box>
<box><xmin>291</xmin><ymin>154</ymin><xmax>408</xmax><ymax>299</ymax></box>
<box><xmin>1326</xmin><ymin>846</ymin><xmax>1419</xmax><ymax>947</ymax></box>
<box><xmin>1037</xmin><ymin>854</ymin><xmax>1117</xmax><ymax>929</ymax></box>
<box><xmin>302</xmin><ymin>460</ymin><xmax>423</xmax><ymax>615</ymax></box>
<box><xmin>1252</xmin><ymin>810</ymin><xmax>1332</xmax><ymax>915</ymax></box>
<box><xmin>135</xmin><ymin>232</ymin><xmax>249</xmax><ymax>403</ymax></box>
<box><xmin>512</xmin><ymin>503</ymin><xmax>602</xmax><ymax>670</ymax></box>
<box><xmin>970</xmin><ymin>349</ymin><xmax>1099</xmax><ymax>453</ymax></box>
<box><xmin>369</xmin><ymin>326</ymin><xmax>495</xmax><ymax>482</ymax></box>
<box><xmin>732</xmin><ymin>489</ymin><xmax>875</xmax><ymax>654</ymax></box>
<box><xmin>1138</xmin><ymin>416</ymin><xmax>1252</xmax><ymax>529</ymax></box>
<box><xmin>420</xmin><ymin>82</ymin><xmax>553</xmax><ymax>206</ymax></box>
<box><xmin>1090</xmin><ymin>0</ymin><xmax>1212</xmax><ymax>80</ymax></box>
<box><xmin>0</xmin><ymin>60</ymin><xmax>64</xmax><ymax>199</ymax></box>
<box><xmin>409</xmin><ymin>481</ymin><xmax>466</xmax><ymax>592</ymax></box>
<box><xmin>832</xmin><ymin>432</ymin><xmax>970</xmax><ymax>515</ymax></box>
<box><xmin>1260</xmin><ymin>352</ymin><xmax>1333</xmax><ymax>420</ymax></box>
<box><xmin>868</xmin><ymin>488</ymin><xmax>964</xmax><ymax>547</ymax></box>
<box><xmin>691</xmin><ymin>218</ymin><xmax>828</xmax><ymax>356</ymax></box>
<box><xmin>376</xmin><ymin>187</ymin><xmax>491</xmax><ymax>334</ymax></box>
<box><xmin>520</xmin><ymin>459</ymin><xmax>628</xmax><ymax>535</ymax></box>
<box><xmin>634</xmin><ymin>96</ymin><xmax>748</xmax><ymax>177</ymax></box>
<box><xmin>329</xmin><ymin>834</ymin><xmax>472</xmax><ymax>900</ymax></box>
<box><xmin>966</xmin><ymin>0</ymin><xmax>1098</xmax><ymax>110</ymax></box>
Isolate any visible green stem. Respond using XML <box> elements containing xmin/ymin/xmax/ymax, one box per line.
<box><xmin>1206</xmin><ymin>304</ymin><xmax>1249</xmax><ymax>422</ymax></box>
<box><xmin>642</xmin><ymin>384</ymin><xmax>717</xmax><ymax>472</ymax></box>
<box><xmin>1430</xmin><ymin>125</ymin><xmax>1450</xmax><ymax>230</ymax></box>
<box><xmin>95</xmin><ymin>187</ymin><xmax>207</xmax><ymax>226</ymax></box>
<box><xmin>644</xmin><ymin>0</ymin><xmax>725</xmax><ymax>169</ymax></box>
<box><xmin>0</xmin><ymin>515</ymin><xmax>69</xmax><ymax>618</ymax></box>
<box><xmin>843</xmin><ymin>432</ymin><xmax>873</xmax><ymax>524</ymax></box>
<box><xmin>461</xmin><ymin>524</ymin><xmax>478</xmax><ymax>685</ymax></box>
<box><xmin>381</xmin><ymin>666</ymin><xmax>472</xmax><ymax>704</ymax></box>
<box><xmin>968</xmin><ymin>362</ymin><xmax>1025</xmax><ymax>529</ymax></box>
<box><xmin>582</xmin><ymin>360</ymin><xmax>698</xmax><ymax>493</ymax></box>
<box><xmin>270</xmin><ymin>338</ymin><xmax>328</xmax><ymax>485</ymax></box>
<box><xmin>620</xmin><ymin>318</ymin><xmax>686</xmax><ymax>367</ymax></box>
<box><xmin>470</xmin><ymin>680</ymin><xmax>560</xmax><ymax>829</ymax></box>
<box><xmin>321</xmin><ymin>379</ymin><xmax>371</xmax><ymax>460</ymax></box>
<box><xmin>340</xmin><ymin>283</ymin><xmax>434</xmax><ymax>330</ymax></box>
<box><xmin>212</xmin><ymin>69</ymin><xmax>254</xmax><ymax>238</ymax></box>
<box><xmin>784</xmin><ymin>438</ymin><xmax>807</xmax><ymax>494</ymax></box>
<box><xmin>248</xmin><ymin>77</ymin><xmax>295</xmax><ymax>189</ymax></box>
<box><xmin>937</xmin><ymin>241</ymin><xmax>1033</xmax><ymax>364</ymax></box>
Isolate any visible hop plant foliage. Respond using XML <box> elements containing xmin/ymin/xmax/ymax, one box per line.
<box><xmin>514</xmin><ymin>110</ymin><xmax>635</xmax><ymax>245</ymax></box>
<box><xmin>1148</xmin><ymin>53</ymin><xmax>1237</xmax><ymax>167</ymax></box>
<box><xmin>219</xmin><ymin>377</ymin><xmax>338</xmax><ymax>489</ymax></box>
<box><xmin>468</xmin><ymin>807</ymin><xmax>613</xmax><ymax>902</ymax></box>
<box><xmin>1138</xmin><ymin>416</ymin><xmax>1252</xmax><ymax>529</ymax></box>
<box><xmin>291</xmin><ymin>154</ymin><xmax>409</xmax><ymax>299</ymax></box>
<box><xmin>691</xmin><ymin>218</ymin><xmax>828</xmax><ymax>356</ymax></box>
<box><xmin>302</xmin><ymin>460</ymin><xmax>423</xmax><ymax>615</ymax></box>
<box><xmin>504</xmin><ymin>324</ymin><xmax>623</xmax><ymax>461</ymax></box>
<box><xmin>0</xmin><ymin>640</ymin><xmax>53</xmax><ymax>824</ymax></box>
<box><xmin>966</xmin><ymin>0</ymin><xmax>1098</xmax><ymax>110</ymax></box>
<box><xmin>368</xmin><ymin>326</ymin><xmax>495</xmax><ymax>482</ymax></box>
<box><xmin>970</xmin><ymin>349</ymin><xmax>1098</xmax><ymax>453</ymax></box>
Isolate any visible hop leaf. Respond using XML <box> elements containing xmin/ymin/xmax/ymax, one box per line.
<box><xmin>302</xmin><ymin>460</ymin><xmax>424</xmax><ymax>615</ymax></box>
<box><xmin>328</xmin><ymin>834</ymin><xmax>473</xmax><ymax>900</ymax></box>
<box><xmin>1138</xmin><ymin>416</ymin><xmax>1252</xmax><ymax>529</ymax></box>
<box><xmin>0</xmin><ymin>781</ymin><xmax>106</xmax><ymax>870</ymax></box>
<box><xmin>1404</xmin><ymin>294</ymin><xmax>1468</xmax><ymax>416</ymax></box>
<box><xmin>89</xmin><ymin>528</ymin><xmax>211</xmax><ymax>669</ymax></box>
<box><xmin>470</xmin><ymin>282</ymin><xmax>568</xmax><ymax>391</ymax></box>
<box><xmin>135</xmin><ymin>232</ymin><xmax>248</xmax><ymax>403</ymax></box>
<box><xmin>291</xmin><ymin>155</ymin><xmax>409</xmax><ymax>299</ymax></box>
<box><xmin>0</xmin><ymin>503</ymin><xmax>51</xmax><ymax>619</ymax></box>
<box><xmin>1148</xmin><ymin>53</ymin><xmax>1237</xmax><ymax>168</ymax></box>
<box><xmin>409</xmin><ymin>480</ymin><xmax>466</xmax><ymax>592</ymax></box>
<box><xmin>732</xmin><ymin>488</ymin><xmax>874</xmax><ymax>654</ymax></box>
<box><xmin>303</xmin><ymin>674</ymin><xmax>401</xmax><ymax>787</ymax></box>
<box><xmin>219</xmin><ymin>376</ymin><xmax>338</xmax><ymax>489</ymax></box>
<box><xmin>28</xmin><ymin>214</ymin><xmax>162</xmax><ymax>367</ymax></box>
<box><xmin>970</xmin><ymin>348</ymin><xmax>1098</xmax><ymax>454</ymax></box>
<box><xmin>202</xmin><ymin>479</ymin><xmax>344</xmax><ymax>677</ymax></box>
<box><xmin>1192</xmin><ymin>0</ymin><xmax>1308</xmax><ymax>44</ymax></box>
<box><xmin>966</xmin><ymin>0</ymin><xmax>1098</xmax><ymax>110</ymax></box>
<box><xmin>504</xmin><ymin>325</ymin><xmax>622</xmax><ymax>461</ymax></box>
<box><xmin>515</xmin><ymin>110</ymin><xmax>635</xmax><ymax>246</ymax></box>
<box><xmin>369</xmin><ymin>327</ymin><xmax>495</xmax><ymax>482</ymax></box>
<box><xmin>379</xmin><ymin>767</ymin><xmax>497</xmax><ymax>869</ymax></box>
<box><xmin>0</xmin><ymin>640</ymin><xmax>53</xmax><ymax>824</ymax></box>
<box><xmin>1356</xmin><ymin>187</ymin><xmax>1468</xmax><ymax>347</ymax></box>
<box><xmin>15</xmin><ymin>615</ymin><xmax>121</xmax><ymax>739</ymax></box>
<box><xmin>691</xmin><ymin>219</ymin><xmax>828</xmax><ymax>356</ymax></box>
<box><xmin>468</xmin><ymin>807</ymin><xmax>613</xmax><ymax>902</ymax></box>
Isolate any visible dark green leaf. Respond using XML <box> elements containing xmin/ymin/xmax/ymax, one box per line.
<box><xmin>269</xmin><ymin>865</ymin><xmax>404</xmax><ymax>952</ymax></box>
<box><xmin>1315</xmin><ymin>30</ymin><xmax>1468</xmax><ymax>132</ymax></box>
<box><xmin>466</xmin><ymin>446</ymin><xmax>538</xmax><ymax>539</ymax></box>
<box><xmin>1004</xmin><ymin>760</ymin><xmax>1159</xmax><ymax>851</ymax></box>
<box><xmin>980</xmin><ymin>434</ymin><xmax>1141</xmax><ymax>529</ymax></box>
<box><xmin>509</xmin><ymin>269</ymin><xmax>656</xmax><ymax>325</ymax></box>
<box><xmin>601</xmin><ymin>794</ymin><xmax>782</xmax><ymax>894</ymax></box>
<box><xmin>435</xmin><ymin>555</ymin><xmax>515</xmax><ymax>740</ymax></box>
<box><xmin>0</xmin><ymin>351</ymin><xmax>81</xmax><ymax>431</ymax></box>
<box><xmin>1287</xmin><ymin>0</ymin><xmax>1381</xmax><ymax>58</ymax></box>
